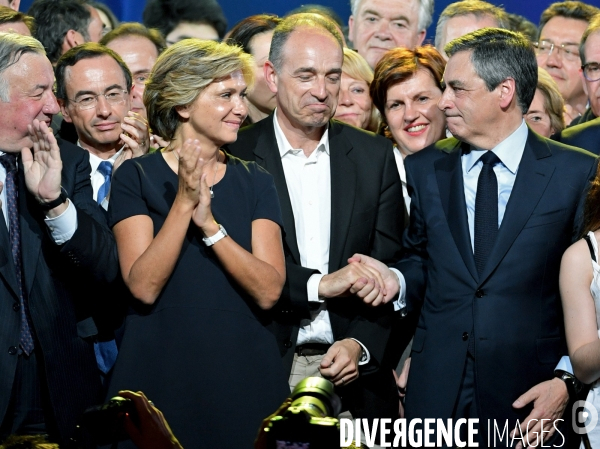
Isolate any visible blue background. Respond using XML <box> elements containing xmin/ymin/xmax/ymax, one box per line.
<box><xmin>19</xmin><ymin>0</ymin><xmax>568</xmax><ymax>41</ymax></box>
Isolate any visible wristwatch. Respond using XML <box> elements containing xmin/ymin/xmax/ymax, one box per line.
<box><xmin>555</xmin><ymin>370</ymin><xmax>583</xmax><ymax>400</ymax></box>
<box><xmin>38</xmin><ymin>190</ymin><xmax>68</xmax><ymax>211</ymax></box>
<box><xmin>202</xmin><ymin>224</ymin><xmax>227</xmax><ymax>246</ymax></box>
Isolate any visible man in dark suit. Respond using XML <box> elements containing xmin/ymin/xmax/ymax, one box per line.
<box><xmin>227</xmin><ymin>14</ymin><xmax>404</xmax><ymax>421</ymax></box>
<box><xmin>354</xmin><ymin>28</ymin><xmax>597</xmax><ymax>446</ymax></box>
<box><xmin>0</xmin><ymin>33</ymin><xmax>118</xmax><ymax>446</ymax></box>
<box><xmin>553</xmin><ymin>116</ymin><xmax>600</xmax><ymax>154</ymax></box>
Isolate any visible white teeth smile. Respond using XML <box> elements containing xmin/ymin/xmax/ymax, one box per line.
<box><xmin>407</xmin><ymin>124</ymin><xmax>427</xmax><ymax>132</ymax></box>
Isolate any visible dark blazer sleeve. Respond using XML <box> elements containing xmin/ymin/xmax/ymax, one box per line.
<box><xmin>57</xmin><ymin>140</ymin><xmax>119</xmax><ymax>284</ymax></box>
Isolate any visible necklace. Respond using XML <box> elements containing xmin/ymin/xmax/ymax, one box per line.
<box><xmin>170</xmin><ymin>148</ymin><xmax>221</xmax><ymax>198</ymax></box>
<box><xmin>210</xmin><ymin>151</ymin><xmax>221</xmax><ymax>199</ymax></box>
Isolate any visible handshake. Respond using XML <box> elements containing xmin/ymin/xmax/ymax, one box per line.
<box><xmin>317</xmin><ymin>254</ymin><xmax>400</xmax><ymax>306</ymax></box>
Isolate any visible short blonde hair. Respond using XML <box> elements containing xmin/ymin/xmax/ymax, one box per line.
<box><xmin>342</xmin><ymin>48</ymin><xmax>380</xmax><ymax>132</ymax></box>
<box><xmin>144</xmin><ymin>39</ymin><xmax>255</xmax><ymax>141</ymax></box>
<box><xmin>536</xmin><ymin>67</ymin><xmax>565</xmax><ymax>134</ymax></box>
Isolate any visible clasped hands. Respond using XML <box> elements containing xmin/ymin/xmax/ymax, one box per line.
<box><xmin>173</xmin><ymin>139</ymin><xmax>219</xmax><ymax>234</ymax></box>
<box><xmin>318</xmin><ymin>254</ymin><xmax>399</xmax><ymax>306</ymax></box>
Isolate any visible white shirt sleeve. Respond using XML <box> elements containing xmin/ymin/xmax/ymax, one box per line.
<box><xmin>349</xmin><ymin>338</ymin><xmax>371</xmax><ymax>365</ymax></box>
<box><xmin>390</xmin><ymin>267</ymin><xmax>407</xmax><ymax>313</ymax></box>
<box><xmin>44</xmin><ymin>200</ymin><xmax>78</xmax><ymax>244</ymax></box>
<box><xmin>307</xmin><ymin>273</ymin><xmax>326</xmax><ymax>303</ymax></box>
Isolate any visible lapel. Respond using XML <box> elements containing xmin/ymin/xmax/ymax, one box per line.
<box><xmin>328</xmin><ymin>121</ymin><xmax>356</xmax><ymax>271</ymax></box>
<box><xmin>17</xmin><ymin>158</ymin><xmax>42</xmax><ymax>297</ymax></box>
<box><xmin>252</xmin><ymin>118</ymin><xmax>302</xmax><ymax>264</ymax></box>
<box><xmin>478</xmin><ymin>131</ymin><xmax>554</xmax><ymax>283</ymax></box>
<box><xmin>435</xmin><ymin>139</ymin><xmax>478</xmax><ymax>282</ymax></box>
<box><xmin>0</xmin><ymin>207</ymin><xmax>19</xmax><ymax>298</ymax></box>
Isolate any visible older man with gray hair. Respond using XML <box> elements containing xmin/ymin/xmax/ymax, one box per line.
<box><xmin>434</xmin><ymin>0</ymin><xmax>508</xmax><ymax>60</ymax></box>
<box><xmin>0</xmin><ymin>32</ymin><xmax>118</xmax><ymax>445</ymax></box>
<box><xmin>348</xmin><ymin>0</ymin><xmax>434</xmax><ymax>69</ymax></box>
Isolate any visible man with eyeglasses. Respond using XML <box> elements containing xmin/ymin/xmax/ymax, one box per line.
<box><xmin>100</xmin><ymin>23</ymin><xmax>168</xmax><ymax>148</ymax></box>
<box><xmin>553</xmin><ymin>14</ymin><xmax>600</xmax><ymax>154</ymax></box>
<box><xmin>535</xmin><ymin>1</ymin><xmax>600</xmax><ymax>125</ymax></box>
<box><xmin>55</xmin><ymin>43</ymin><xmax>149</xmax><ymax>210</ymax></box>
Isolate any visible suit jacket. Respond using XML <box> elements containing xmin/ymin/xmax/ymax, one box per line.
<box><xmin>395</xmin><ymin>131</ymin><xmax>597</xmax><ymax>426</ymax></box>
<box><xmin>569</xmin><ymin>107</ymin><xmax>596</xmax><ymax>127</ymax></box>
<box><xmin>0</xmin><ymin>139</ymin><xmax>119</xmax><ymax>446</ymax></box>
<box><xmin>552</xmin><ymin>117</ymin><xmax>600</xmax><ymax>155</ymax></box>
<box><xmin>227</xmin><ymin>116</ymin><xmax>405</xmax><ymax>416</ymax></box>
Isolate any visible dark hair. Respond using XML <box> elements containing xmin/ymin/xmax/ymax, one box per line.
<box><xmin>269</xmin><ymin>13</ymin><xmax>343</xmax><ymax>72</ymax></box>
<box><xmin>55</xmin><ymin>42</ymin><xmax>132</xmax><ymax>102</ymax></box>
<box><xmin>100</xmin><ymin>22</ymin><xmax>167</xmax><ymax>55</ymax></box>
<box><xmin>0</xmin><ymin>6</ymin><xmax>35</xmax><ymax>34</ymax></box>
<box><xmin>88</xmin><ymin>1</ymin><xmax>119</xmax><ymax>31</ymax></box>
<box><xmin>226</xmin><ymin>15</ymin><xmax>281</xmax><ymax>55</ymax></box>
<box><xmin>142</xmin><ymin>0</ymin><xmax>227</xmax><ymax>40</ymax></box>
<box><xmin>446</xmin><ymin>28</ymin><xmax>538</xmax><ymax>114</ymax></box>
<box><xmin>506</xmin><ymin>13</ymin><xmax>538</xmax><ymax>42</ymax></box>
<box><xmin>371</xmin><ymin>46</ymin><xmax>446</xmax><ymax>141</ymax></box>
<box><xmin>538</xmin><ymin>1</ymin><xmax>600</xmax><ymax>40</ymax></box>
<box><xmin>27</xmin><ymin>0</ymin><xmax>92</xmax><ymax>64</ymax></box>
<box><xmin>285</xmin><ymin>4</ymin><xmax>344</xmax><ymax>27</ymax></box>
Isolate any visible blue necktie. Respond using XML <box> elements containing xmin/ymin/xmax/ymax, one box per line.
<box><xmin>94</xmin><ymin>160</ymin><xmax>118</xmax><ymax>373</ymax></box>
<box><xmin>96</xmin><ymin>161</ymin><xmax>113</xmax><ymax>205</ymax></box>
<box><xmin>0</xmin><ymin>153</ymin><xmax>34</xmax><ymax>355</ymax></box>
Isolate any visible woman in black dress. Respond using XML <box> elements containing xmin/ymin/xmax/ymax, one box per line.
<box><xmin>107</xmin><ymin>39</ymin><xmax>289</xmax><ymax>448</ymax></box>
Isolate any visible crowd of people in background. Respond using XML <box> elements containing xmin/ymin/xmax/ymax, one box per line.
<box><xmin>0</xmin><ymin>0</ymin><xmax>600</xmax><ymax>448</ymax></box>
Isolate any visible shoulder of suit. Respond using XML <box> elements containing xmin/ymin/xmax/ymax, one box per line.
<box><xmin>328</xmin><ymin>119</ymin><xmax>392</xmax><ymax>155</ymax></box>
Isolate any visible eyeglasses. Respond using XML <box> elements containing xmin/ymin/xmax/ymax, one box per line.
<box><xmin>68</xmin><ymin>89</ymin><xmax>128</xmax><ymax>110</ymax></box>
<box><xmin>533</xmin><ymin>40</ymin><xmax>580</xmax><ymax>62</ymax></box>
<box><xmin>582</xmin><ymin>63</ymin><xmax>600</xmax><ymax>82</ymax></box>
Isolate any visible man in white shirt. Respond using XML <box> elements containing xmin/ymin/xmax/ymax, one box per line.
<box><xmin>228</xmin><ymin>14</ymin><xmax>405</xmax><ymax>421</ymax></box>
<box><xmin>54</xmin><ymin>43</ymin><xmax>149</xmax><ymax>209</ymax></box>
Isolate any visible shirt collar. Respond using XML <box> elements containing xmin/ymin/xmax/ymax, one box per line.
<box><xmin>273</xmin><ymin>109</ymin><xmax>330</xmax><ymax>159</ymax></box>
<box><xmin>464</xmin><ymin>119</ymin><xmax>528</xmax><ymax>175</ymax></box>
<box><xmin>78</xmin><ymin>140</ymin><xmax>122</xmax><ymax>173</ymax></box>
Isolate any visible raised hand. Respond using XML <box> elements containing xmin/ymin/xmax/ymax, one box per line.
<box><xmin>191</xmin><ymin>158</ymin><xmax>216</xmax><ymax>231</ymax></box>
<box><xmin>120</xmin><ymin>111</ymin><xmax>151</xmax><ymax>158</ymax></box>
<box><xmin>21</xmin><ymin>119</ymin><xmax>63</xmax><ymax>206</ymax></box>
<box><xmin>348</xmin><ymin>253</ymin><xmax>400</xmax><ymax>303</ymax></box>
<box><xmin>173</xmin><ymin>139</ymin><xmax>203</xmax><ymax>209</ymax></box>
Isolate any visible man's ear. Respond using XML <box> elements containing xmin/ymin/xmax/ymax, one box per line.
<box><xmin>348</xmin><ymin>15</ymin><xmax>355</xmax><ymax>45</ymax></box>
<box><xmin>581</xmin><ymin>68</ymin><xmax>589</xmax><ymax>97</ymax></box>
<box><xmin>264</xmin><ymin>60</ymin><xmax>278</xmax><ymax>95</ymax></box>
<box><xmin>59</xmin><ymin>98</ymin><xmax>72</xmax><ymax>123</ymax></box>
<box><xmin>63</xmin><ymin>29</ymin><xmax>84</xmax><ymax>52</ymax></box>
<box><xmin>9</xmin><ymin>0</ymin><xmax>20</xmax><ymax>11</ymax></box>
<box><xmin>498</xmin><ymin>77</ymin><xmax>517</xmax><ymax>110</ymax></box>
<box><xmin>415</xmin><ymin>29</ymin><xmax>426</xmax><ymax>47</ymax></box>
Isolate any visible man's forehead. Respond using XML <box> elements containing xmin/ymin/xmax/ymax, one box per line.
<box><xmin>64</xmin><ymin>56</ymin><xmax>126</xmax><ymax>91</ymax></box>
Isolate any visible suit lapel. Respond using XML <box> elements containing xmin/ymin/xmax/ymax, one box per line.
<box><xmin>435</xmin><ymin>139</ymin><xmax>478</xmax><ymax>282</ymax></box>
<box><xmin>479</xmin><ymin>132</ymin><xmax>554</xmax><ymax>283</ymax></box>
<box><xmin>17</xmin><ymin>160</ymin><xmax>42</xmax><ymax>297</ymax></box>
<box><xmin>253</xmin><ymin>120</ymin><xmax>302</xmax><ymax>264</ymax></box>
<box><xmin>328</xmin><ymin>122</ymin><xmax>356</xmax><ymax>271</ymax></box>
<box><xmin>0</xmin><ymin>208</ymin><xmax>19</xmax><ymax>298</ymax></box>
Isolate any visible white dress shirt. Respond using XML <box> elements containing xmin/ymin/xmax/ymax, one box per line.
<box><xmin>273</xmin><ymin>114</ymin><xmax>333</xmax><ymax>345</ymax></box>
<box><xmin>0</xmin><ymin>150</ymin><xmax>77</xmax><ymax>245</ymax></box>
<box><xmin>273</xmin><ymin>114</ymin><xmax>370</xmax><ymax>363</ymax></box>
<box><xmin>82</xmin><ymin>142</ymin><xmax>122</xmax><ymax>210</ymax></box>
<box><xmin>393</xmin><ymin>147</ymin><xmax>411</xmax><ymax>213</ymax></box>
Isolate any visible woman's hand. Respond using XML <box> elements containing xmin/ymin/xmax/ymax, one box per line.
<box><xmin>174</xmin><ymin>139</ymin><xmax>203</xmax><ymax>209</ymax></box>
<box><xmin>191</xmin><ymin>162</ymin><xmax>217</xmax><ymax>232</ymax></box>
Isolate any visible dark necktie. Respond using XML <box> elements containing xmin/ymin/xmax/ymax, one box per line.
<box><xmin>474</xmin><ymin>151</ymin><xmax>501</xmax><ymax>276</ymax></box>
<box><xmin>96</xmin><ymin>161</ymin><xmax>113</xmax><ymax>205</ymax></box>
<box><xmin>0</xmin><ymin>153</ymin><xmax>34</xmax><ymax>355</ymax></box>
